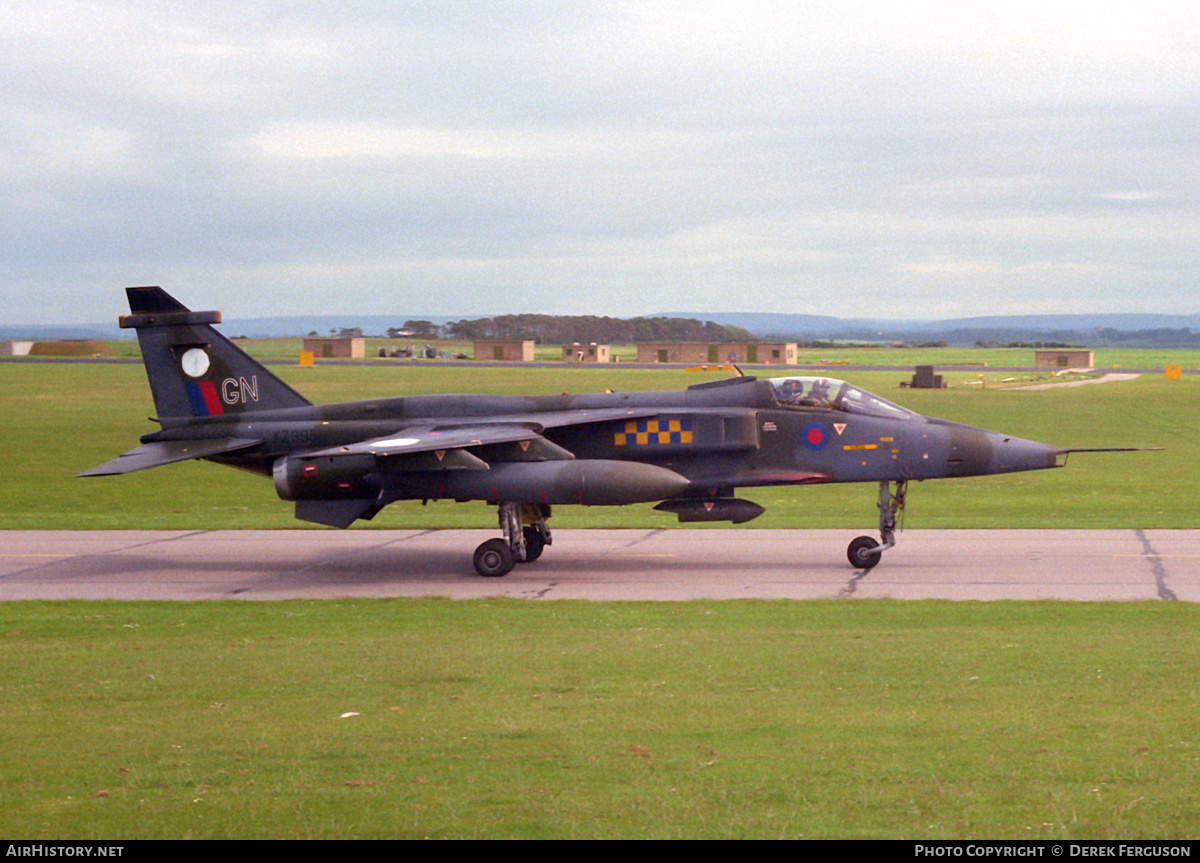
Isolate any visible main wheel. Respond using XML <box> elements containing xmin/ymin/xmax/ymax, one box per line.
<box><xmin>520</xmin><ymin>526</ymin><xmax>546</xmax><ymax>562</ymax></box>
<box><xmin>473</xmin><ymin>538</ymin><xmax>515</xmax><ymax>577</ymax></box>
<box><xmin>847</xmin><ymin>536</ymin><xmax>881</xmax><ymax>570</ymax></box>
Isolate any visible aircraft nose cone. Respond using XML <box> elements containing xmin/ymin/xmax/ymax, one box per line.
<box><xmin>990</xmin><ymin>435</ymin><xmax>1064</xmax><ymax>474</ymax></box>
<box><xmin>906</xmin><ymin>420</ymin><xmax>1064</xmax><ymax>478</ymax></box>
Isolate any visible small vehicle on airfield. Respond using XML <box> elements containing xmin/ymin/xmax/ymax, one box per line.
<box><xmin>81</xmin><ymin>287</ymin><xmax>1139</xmax><ymax>576</ymax></box>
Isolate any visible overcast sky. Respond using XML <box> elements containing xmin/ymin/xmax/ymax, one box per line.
<box><xmin>3</xmin><ymin>1</ymin><xmax>1198</xmax><ymax>324</ymax></box>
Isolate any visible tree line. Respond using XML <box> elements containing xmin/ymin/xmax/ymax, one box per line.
<box><xmin>432</xmin><ymin>314</ymin><xmax>754</xmax><ymax>344</ymax></box>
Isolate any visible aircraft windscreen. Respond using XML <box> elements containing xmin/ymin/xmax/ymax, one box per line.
<box><xmin>768</xmin><ymin>377</ymin><xmax>914</xmax><ymax>421</ymax></box>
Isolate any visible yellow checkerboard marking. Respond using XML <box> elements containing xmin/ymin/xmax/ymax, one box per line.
<box><xmin>614</xmin><ymin>418</ymin><xmax>693</xmax><ymax>446</ymax></box>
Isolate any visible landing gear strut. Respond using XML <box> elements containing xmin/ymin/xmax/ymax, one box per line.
<box><xmin>847</xmin><ymin>480</ymin><xmax>907</xmax><ymax>570</ymax></box>
<box><xmin>472</xmin><ymin>502</ymin><xmax>553</xmax><ymax>577</ymax></box>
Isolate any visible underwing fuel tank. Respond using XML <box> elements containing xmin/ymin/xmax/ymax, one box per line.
<box><xmin>275</xmin><ymin>454</ymin><xmax>692</xmax><ymax>506</ymax></box>
<box><xmin>654</xmin><ymin>498</ymin><xmax>766</xmax><ymax>524</ymax></box>
<box><xmin>427</xmin><ymin>460</ymin><xmax>692</xmax><ymax>505</ymax></box>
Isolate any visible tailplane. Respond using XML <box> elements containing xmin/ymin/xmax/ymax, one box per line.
<box><xmin>122</xmin><ymin>286</ymin><xmax>310</xmax><ymax>420</ymax></box>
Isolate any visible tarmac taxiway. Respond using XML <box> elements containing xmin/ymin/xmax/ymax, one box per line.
<box><xmin>1</xmin><ymin>529</ymin><xmax>1195</xmax><ymax>602</ymax></box>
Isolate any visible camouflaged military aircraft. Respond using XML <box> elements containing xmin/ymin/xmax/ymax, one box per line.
<box><xmin>80</xmin><ymin>287</ymin><xmax>1123</xmax><ymax>577</ymax></box>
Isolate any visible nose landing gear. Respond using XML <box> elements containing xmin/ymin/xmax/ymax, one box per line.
<box><xmin>847</xmin><ymin>480</ymin><xmax>907</xmax><ymax>570</ymax></box>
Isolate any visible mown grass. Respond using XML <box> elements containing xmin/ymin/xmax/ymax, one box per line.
<box><xmin>2</xmin><ymin>599</ymin><xmax>1198</xmax><ymax>839</ymax></box>
<box><xmin>1</xmin><ymin>358</ymin><xmax>1194</xmax><ymax>530</ymax></box>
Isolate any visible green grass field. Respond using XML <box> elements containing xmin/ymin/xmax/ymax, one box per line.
<box><xmin>1</xmin><ymin>354</ymin><xmax>1197</xmax><ymax>839</ymax></box>
<box><xmin>3</xmin><ymin>599</ymin><xmax>1199</xmax><ymax>839</ymax></box>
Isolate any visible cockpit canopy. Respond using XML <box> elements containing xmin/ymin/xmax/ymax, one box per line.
<box><xmin>768</xmin><ymin>376</ymin><xmax>914</xmax><ymax>421</ymax></box>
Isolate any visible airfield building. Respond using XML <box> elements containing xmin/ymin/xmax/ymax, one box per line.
<box><xmin>636</xmin><ymin>342</ymin><xmax>797</xmax><ymax>365</ymax></box>
<box><xmin>302</xmin><ymin>338</ymin><xmax>366</xmax><ymax>359</ymax></box>
<box><xmin>1035</xmin><ymin>350</ymin><xmax>1095</xmax><ymax>369</ymax></box>
<box><xmin>474</xmin><ymin>340</ymin><xmax>536</xmax><ymax>362</ymax></box>
<box><xmin>2</xmin><ymin>340</ymin><xmax>33</xmax><ymax>356</ymax></box>
<box><xmin>562</xmin><ymin>343</ymin><xmax>611</xmax><ymax>363</ymax></box>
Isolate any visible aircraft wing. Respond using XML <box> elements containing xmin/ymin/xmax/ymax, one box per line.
<box><xmin>311</xmin><ymin>409</ymin><xmax>672</xmax><ymax>455</ymax></box>
<box><xmin>303</xmin><ymin>408</ymin><xmax>714</xmax><ymax>464</ymax></box>
<box><xmin>76</xmin><ymin>438</ymin><xmax>262</xmax><ymax>477</ymax></box>
<box><xmin>303</xmin><ymin>423</ymin><xmax>575</xmax><ymax>463</ymax></box>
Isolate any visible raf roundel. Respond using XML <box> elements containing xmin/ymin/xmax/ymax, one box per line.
<box><xmin>181</xmin><ymin>348</ymin><xmax>210</xmax><ymax>378</ymax></box>
<box><xmin>800</xmin><ymin>421</ymin><xmax>829</xmax><ymax>451</ymax></box>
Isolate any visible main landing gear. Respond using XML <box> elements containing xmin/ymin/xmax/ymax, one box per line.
<box><xmin>847</xmin><ymin>480</ymin><xmax>907</xmax><ymax>570</ymax></box>
<box><xmin>473</xmin><ymin>502</ymin><xmax>553</xmax><ymax>577</ymax></box>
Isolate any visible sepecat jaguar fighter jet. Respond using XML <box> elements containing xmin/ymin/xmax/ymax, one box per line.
<box><xmin>80</xmin><ymin>287</ymin><xmax>1127</xmax><ymax>576</ymax></box>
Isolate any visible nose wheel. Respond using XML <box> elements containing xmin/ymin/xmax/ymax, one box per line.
<box><xmin>847</xmin><ymin>535</ymin><xmax>882</xmax><ymax>569</ymax></box>
<box><xmin>847</xmin><ymin>480</ymin><xmax>906</xmax><ymax>569</ymax></box>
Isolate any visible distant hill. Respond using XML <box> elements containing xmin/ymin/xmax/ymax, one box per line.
<box><xmin>0</xmin><ymin>325</ymin><xmax>122</xmax><ymax>341</ymax></box>
<box><xmin>654</xmin><ymin>312</ymin><xmax>1200</xmax><ymax>348</ymax></box>
<box><xmin>0</xmin><ymin>316</ymin><xmax>458</xmax><ymax>342</ymax></box>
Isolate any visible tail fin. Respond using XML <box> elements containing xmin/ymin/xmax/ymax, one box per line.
<box><xmin>122</xmin><ymin>286</ymin><xmax>310</xmax><ymax>420</ymax></box>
